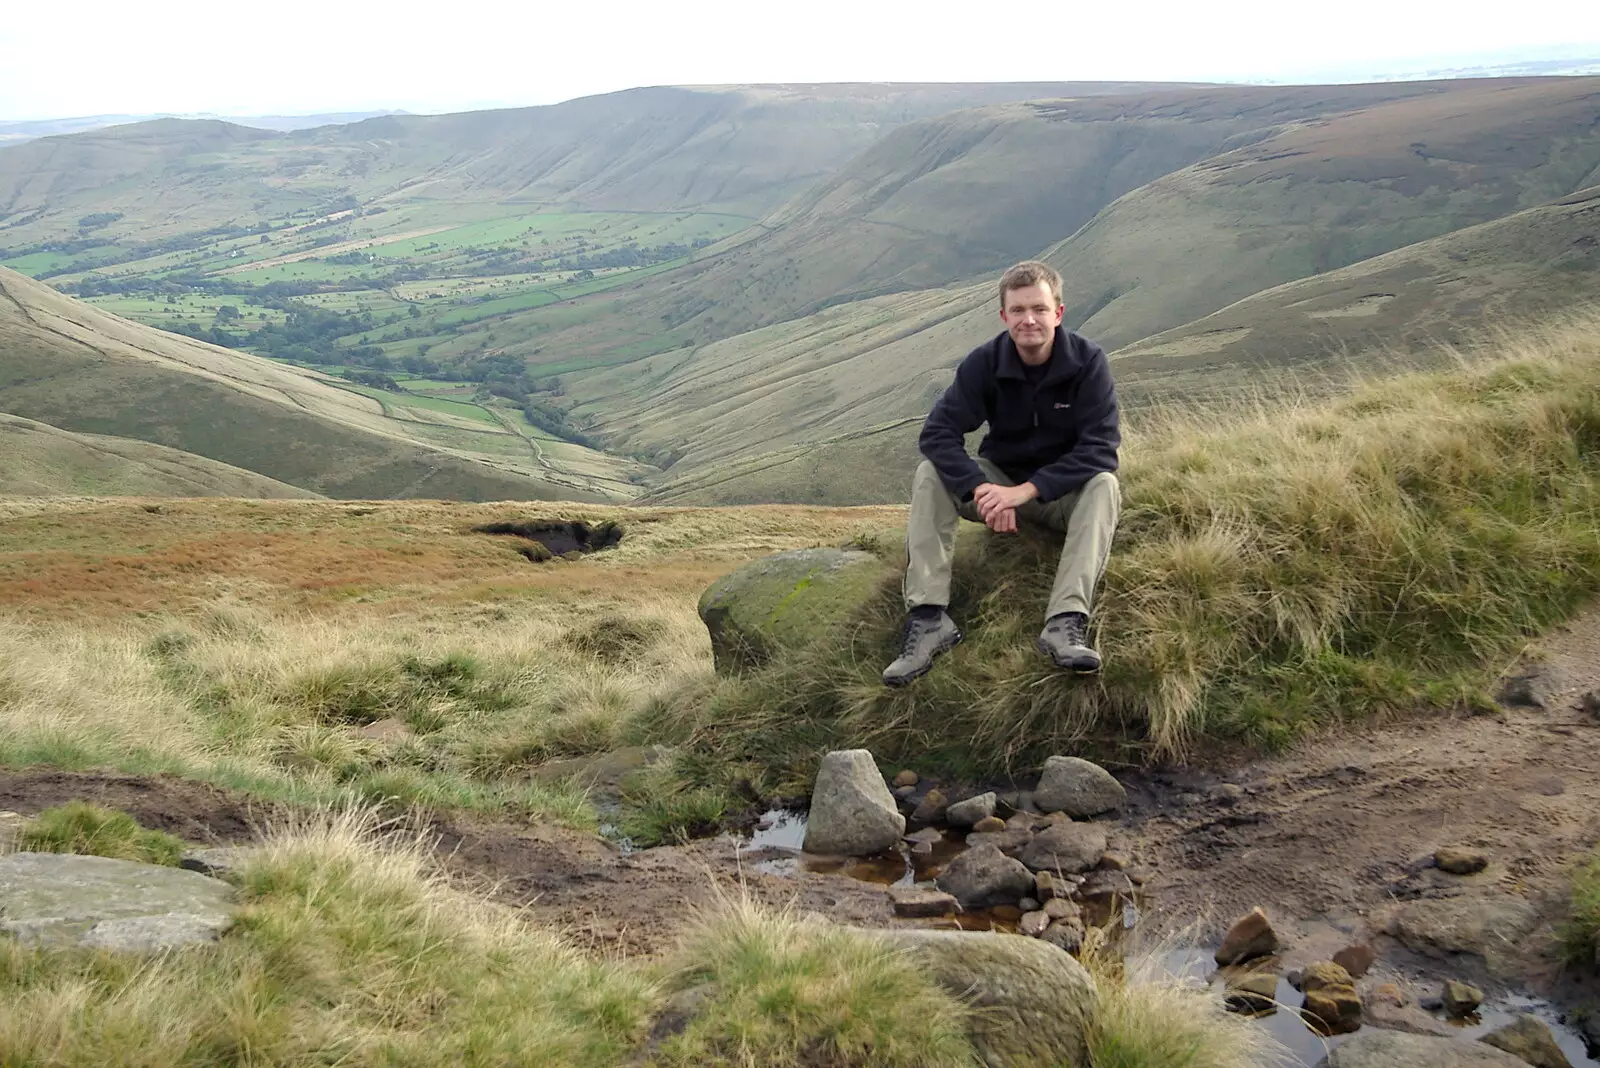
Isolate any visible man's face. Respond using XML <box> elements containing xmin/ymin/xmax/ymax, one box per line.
<box><xmin>999</xmin><ymin>282</ymin><xmax>1064</xmax><ymax>351</ymax></box>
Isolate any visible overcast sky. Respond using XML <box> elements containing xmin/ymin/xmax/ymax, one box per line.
<box><xmin>4</xmin><ymin>0</ymin><xmax>1598</xmax><ymax>120</ymax></box>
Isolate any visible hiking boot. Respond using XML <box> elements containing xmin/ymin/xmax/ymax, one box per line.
<box><xmin>883</xmin><ymin>607</ymin><xmax>962</xmax><ymax>687</ymax></box>
<box><xmin>1037</xmin><ymin>612</ymin><xmax>1101</xmax><ymax>674</ymax></box>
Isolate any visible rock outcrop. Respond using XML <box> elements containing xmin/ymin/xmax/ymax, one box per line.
<box><xmin>697</xmin><ymin>548</ymin><xmax>886</xmax><ymax>673</ymax></box>
<box><xmin>802</xmin><ymin>749</ymin><xmax>905</xmax><ymax>856</ymax></box>
<box><xmin>0</xmin><ymin>852</ymin><xmax>234</xmax><ymax>950</ymax></box>
<box><xmin>1479</xmin><ymin>1015</ymin><xmax>1574</xmax><ymax>1068</ymax></box>
<box><xmin>877</xmin><ymin>928</ymin><xmax>1096</xmax><ymax>1068</ymax></box>
<box><xmin>1318</xmin><ymin>1029</ymin><xmax>1528</xmax><ymax>1067</ymax></box>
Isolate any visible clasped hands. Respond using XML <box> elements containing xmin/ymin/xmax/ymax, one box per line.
<box><xmin>971</xmin><ymin>481</ymin><xmax>1038</xmax><ymax>534</ymax></box>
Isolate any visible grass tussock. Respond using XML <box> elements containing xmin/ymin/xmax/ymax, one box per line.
<box><xmin>646</xmin><ymin>314</ymin><xmax>1600</xmax><ymax>783</ymax></box>
<box><xmin>0</xmin><ymin>808</ymin><xmax>658</xmax><ymax>1066</ymax></box>
<box><xmin>1081</xmin><ymin>931</ymin><xmax>1290</xmax><ymax>1068</ymax></box>
<box><xmin>652</xmin><ymin>895</ymin><xmax>976</xmax><ymax>1068</ymax></box>
<box><xmin>1564</xmin><ymin>851</ymin><xmax>1600</xmax><ymax>965</ymax></box>
<box><xmin>14</xmin><ymin>802</ymin><xmax>184</xmax><ymax>866</ymax></box>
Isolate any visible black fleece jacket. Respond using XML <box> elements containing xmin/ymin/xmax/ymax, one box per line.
<box><xmin>918</xmin><ymin>326</ymin><xmax>1120</xmax><ymax>503</ymax></box>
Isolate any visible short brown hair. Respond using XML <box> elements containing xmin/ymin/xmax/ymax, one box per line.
<box><xmin>998</xmin><ymin>261</ymin><xmax>1063</xmax><ymax>307</ymax></box>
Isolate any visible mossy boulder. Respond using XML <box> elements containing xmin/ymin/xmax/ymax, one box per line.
<box><xmin>698</xmin><ymin>548</ymin><xmax>888</xmax><ymax>673</ymax></box>
<box><xmin>876</xmin><ymin>928</ymin><xmax>1097</xmax><ymax>1067</ymax></box>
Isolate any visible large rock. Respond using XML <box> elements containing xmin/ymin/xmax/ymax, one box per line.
<box><xmin>1215</xmin><ymin>907</ymin><xmax>1279</xmax><ymax>966</ymax></box>
<box><xmin>1017</xmin><ymin>822</ymin><xmax>1108</xmax><ymax>874</ymax></box>
<box><xmin>1318</xmin><ymin>1029</ymin><xmax>1529</xmax><ymax>1067</ymax></box>
<box><xmin>802</xmin><ymin>750</ymin><xmax>905</xmax><ymax>856</ymax></box>
<box><xmin>1033</xmin><ymin>756</ymin><xmax>1125</xmax><ymax>817</ymax></box>
<box><xmin>937</xmin><ymin>843</ymin><xmax>1036</xmax><ymax>907</ymax></box>
<box><xmin>697</xmin><ymin>548</ymin><xmax>886</xmax><ymax>673</ymax></box>
<box><xmin>0</xmin><ymin>852</ymin><xmax>234</xmax><ymax>950</ymax></box>
<box><xmin>1479</xmin><ymin>1015</ymin><xmax>1574</xmax><ymax>1068</ymax></box>
<box><xmin>877</xmin><ymin>928</ymin><xmax>1097</xmax><ymax>1068</ymax></box>
<box><xmin>1387</xmin><ymin>896</ymin><xmax>1539</xmax><ymax>973</ymax></box>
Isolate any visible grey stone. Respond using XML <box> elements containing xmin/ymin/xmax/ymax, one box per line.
<box><xmin>1017</xmin><ymin>822</ymin><xmax>1107</xmax><ymax>874</ymax></box>
<box><xmin>946</xmin><ymin>792</ymin><xmax>997</xmax><ymax>827</ymax></box>
<box><xmin>1317</xmin><ymin>1029</ymin><xmax>1529</xmax><ymax>1068</ymax></box>
<box><xmin>0</xmin><ymin>852</ymin><xmax>234</xmax><ymax>950</ymax></box>
<box><xmin>179</xmin><ymin>846</ymin><xmax>249</xmax><ymax>878</ymax></box>
<box><xmin>1387</xmin><ymin>896</ymin><xmax>1539</xmax><ymax>972</ymax></box>
<box><xmin>888</xmin><ymin>886</ymin><xmax>959</xmax><ymax>918</ymax></box>
<box><xmin>877</xmin><ymin>927</ymin><xmax>1096</xmax><ymax>1068</ymax></box>
<box><xmin>697</xmin><ymin>548</ymin><xmax>886</xmax><ymax>673</ymax></box>
<box><xmin>1479</xmin><ymin>1014</ymin><xmax>1573</xmax><ymax>1068</ymax></box>
<box><xmin>803</xmin><ymin>750</ymin><xmax>906</xmax><ymax>856</ymax></box>
<box><xmin>936</xmin><ymin>843</ymin><xmax>1036</xmax><ymax>908</ymax></box>
<box><xmin>1034</xmin><ymin>756</ymin><xmax>1125</xmax><ymax>817</ymax></box>
<box><xmin>1040</xmin><ymin>919</ymin><xmax>1085</xmax><ymax>953</ymax></box>
<box><xmin>1497</xmin><ymin>663</ymin><xmax>1568</xmax><ymax>710</ymax></box>
<box><xmin>79</xmin><ymin>912</ymin><xmax>231</xmax><ymax>951</ymax></box>
<box><xmin>911</xmin><ymin>789</ymin><xmax>949</xmax><ymax>826</ymax></box>
<box><xmin>964</xmin><ymin>828</ymin><xmax>1033</xmax><ymax>856</ymax></box>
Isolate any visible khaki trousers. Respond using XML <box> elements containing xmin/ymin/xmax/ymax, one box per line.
<box><xmin>902</xmin><ymin>458</ymin><xmax>1121</xmax><ymax>620</ymax></box>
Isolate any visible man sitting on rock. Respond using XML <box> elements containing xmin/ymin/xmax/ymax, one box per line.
<box><xmin>883</xmin><ymin>260</ymin><xmax>1121</xmax><ymax>686</ymax></box>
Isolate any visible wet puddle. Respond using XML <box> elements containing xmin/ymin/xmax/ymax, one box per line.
<box><xmin>1158</xmin><ymin>949</ymin><xmax>1596</xmax><ymax>1065</ymax></box>
<box><xmin>739</xmin><ymin>810</ymin><xmax>1596</xmax><ymax>1065</ymax></box>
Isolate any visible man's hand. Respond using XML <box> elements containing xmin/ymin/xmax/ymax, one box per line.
<box><xmin>972</xmin><ymin>482</ymin><xmax>1038</xmax><ymax>533</ymax></box>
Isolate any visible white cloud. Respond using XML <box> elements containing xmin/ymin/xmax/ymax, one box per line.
<box><xmin>3</xmin><ymin>0</ymin><xmax>1598</xmax><ymax>118</ymax></box>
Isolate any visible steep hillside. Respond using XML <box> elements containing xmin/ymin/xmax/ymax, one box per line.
<box><xmin>0</xmin><ymin>268</ymin><xmax>629</xmax><ymax>501</ymax></box>
<box><xmin>1113</xmin><ymin>183</ymin><xmax>1600</xmax><ymax>399</ymax></box>
<box><xmin>0</xmin><ymin>412</ymin><xmax>321</xmax><ymax>498</ymax></box>
<box><xmin>1045</xmin><ymin>78</ymin><xmax>1600</xmax><ymax>348</ymax></box>
<box><xmin>486</xmin><ymin>82</ymin><xmax>1462</xmax><ymax>371</ymax></box>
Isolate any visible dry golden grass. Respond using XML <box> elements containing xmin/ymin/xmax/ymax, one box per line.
<box><xmin>0</xmin><ymin>498</ymin><xmax>903</xmax><ymax>818</ymax></box>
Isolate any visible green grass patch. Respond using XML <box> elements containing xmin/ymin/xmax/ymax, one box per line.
<box><xmin>16</xmin><ymin>802</ymin><xmax>184</xmax><ymax>866</ymax></box>
<box><xmin>644</xmin><ymin>323</ymin><xmax>1600</xmax><ymax>788</ymax></box>
<box><xmin>1564</xmin><ymin>851</ymin><xmax>1600</xmax><ymax>965</ymax></box>
<box><xmin>651</xmin><ymin>897</ymin><xmax>976</xmax><ymax>1067</ymax></box>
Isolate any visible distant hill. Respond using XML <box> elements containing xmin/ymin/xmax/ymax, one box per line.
<box><xmin>499</xmin><ymin>82</ymin><xmax>1463</xmax><ymax>370</ymax></box>
<box><xmin>0</xmin><ymin>268</ymin><xmax>618</xmax><ymax>501</ymax></box>
<box><xmin>0</xmin><ymin>412</ymin><xmax>322</xmax><ymax>498</ymax></box>
<box><xmin>0</xmin><ymin>111</ymin><xmax>404</xmax><ymax>148</ymax></box>
<box><xmin>1044</xmin><ymin>78</ymin><xmax>1600</xmax><ymax>349</ymax></box>
<box><xmin>0</xmin><ymin>83</ymin><xmax>1189</xmax><ymax>247</ymax></box>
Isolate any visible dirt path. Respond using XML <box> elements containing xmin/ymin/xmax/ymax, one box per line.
<box><xmin>1118</xmin><ymin>610</ymin><xmax>1599</xmax><ymax>939</ymax></box>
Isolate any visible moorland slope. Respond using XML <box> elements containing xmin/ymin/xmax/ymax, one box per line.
<box><xmin>0</xmin><ymin>412</ymin><xmax>322</xmax><ymax>498</ymax></box>
<box><xmin>0</xmin><ymin>267</ymin><xmax>633</xmax><ymax>501</ymax></box>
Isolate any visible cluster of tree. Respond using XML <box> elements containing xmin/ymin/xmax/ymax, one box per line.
<box><xmin>76</xmin><ymin>212</ymin><xmax>124</xmax><ymax>231</ymax></box>
<box><xmin>341</xmin><ymin>368</ymin><xmax>403</xmax><ymax>390</ymax></box>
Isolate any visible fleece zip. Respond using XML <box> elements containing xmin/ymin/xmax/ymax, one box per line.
<box><xmin>918</xmin><ymin>325</ymin><xmax>1120</xmax><ymax>503</ymax></box>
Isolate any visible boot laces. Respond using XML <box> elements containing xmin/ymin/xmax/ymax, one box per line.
<box><xmin>899</xmin><ymin>613</ymin><xmax>941</xmax><ymax>656</ymax></box>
